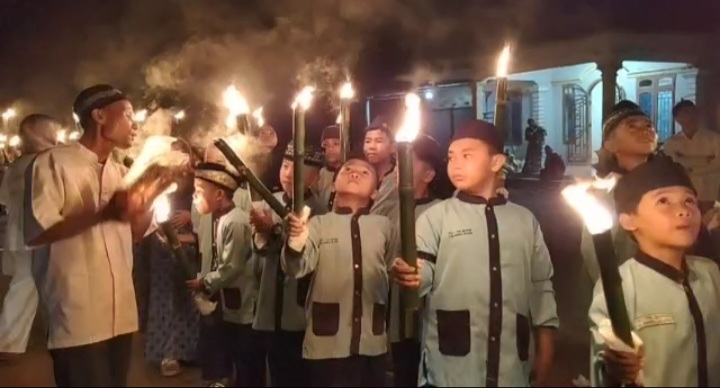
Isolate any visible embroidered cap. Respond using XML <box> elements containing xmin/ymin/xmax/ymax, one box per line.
<box><xmin>602</xmin><ymin>100</ymin><xmax>650</xmax><ymax>145</ymax></box>
<box><xmin>195</xmin><ymin>162</ymin><xmax>242</xmax><ymax>192</ymax></box>
<box><xmin>73</xmin><ymin>84</ymin><xmax>128</xmax><ymax>118</ymax></box>
<box><xmin>451</xmin><ymin>120</ymin><xmax>504</xmax><ymax>153</ymax></box>
<box><xmin>321</xmin><ymin>125</ymin><xmax>340</xmax><ymax>142</ymax></box>
<box><xmin>284</xmin><ymin>143</ymin><xmax>325</xmax><ymax>168</ymax></box>
<box><xmin>614</xmin><ymin>157</ymin><xmax>696</xmax><ymax>214</ymax></box>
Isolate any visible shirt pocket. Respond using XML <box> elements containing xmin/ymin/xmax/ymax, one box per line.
<box><xmin>436</xmin><ymin>309</ymin><xmax>471</xmax><ymax>356</ymax></box>
<box><xmin>296</xmin><ymin>275</ymin><xmax>312</xmax><ymax>307</ymax></box>
<box><xmin>372</xmin><ymin>303</ymin><xmax>387</xmax><ymax>335</ymax></box>
<box><xmin>516</xmin><ymin>314</ymin><xmax>531</xmax><ymax>362</ymax></box>
<box><xmin>312</xmin><ymin>302</ymin><xmax>340</xmax><ymax>337</ymax></box>
<box><xmin>222</xmin><ymin>288</ymin><xmax>242</xmax><ymax>310</ymax></box>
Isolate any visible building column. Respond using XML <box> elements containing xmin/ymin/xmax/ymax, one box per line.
<box><xmin>598</xmin><ymin>60</ymin><xmax>622</xmax><ymax>120</ymax></box>
<box><xmin>695</xmin><ymin>64</ymin><xmax>720</xmax><ymax>132</ymax></box>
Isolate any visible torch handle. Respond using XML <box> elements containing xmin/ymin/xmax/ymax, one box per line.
<box><xmin>494</xmin><ymin>78</ymin><xmax>509</xmax><ymax>143</ymax></box>
<box><xmin>340</xmin><ymin>101</ymin><xmax>351</xmax><ymax>163</ymax></box>
<box><xmin>293</xmin><ymin>111</ymin><xmax>305</xmax><ymax>215</ymax></box>
<box><xmin>159</xmin><ymin>222</ymin><xmax>197</xmax><ymax>281</ymax></box>
<box><xmin>237</xmin><ymin>114</ymin><xmax>251</xmax><ymax>135</ymax></box>
<box><xmin>592</xmin><ymin>231</ymin><xmax>635</xmax><ymax>348</ymax></box>
<box><xmin>214</xmin><ymin>139</ymin><xmax>289</xmax><ymax>218</ymax></box>
<box><xmin>397</xmin><ymin>143</ymin><xmax>420</xmax><ymax>316</ymax></box>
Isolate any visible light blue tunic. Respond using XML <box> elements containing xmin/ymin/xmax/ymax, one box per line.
<box><xmin>415</xmin><ymin>192</ymin><xmax>559</xmax><ymax>387</ymax></box>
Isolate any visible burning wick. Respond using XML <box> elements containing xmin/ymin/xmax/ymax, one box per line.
<box><xmin>340</xmin><ymin>81</ymin><xmax>355</xmax><ymax>100</ymax></box>
<box><xmin>2</xmin><ymin>108</ymin><xmax>16</xmax><ymax>121</ymax></box>
<box><xmin>223</xmin><ymin>85</ymin><xmax>250</xmax><ymax>129</ymax></box>
<box><xmin>336</xmin><ymin>113</ymin><xmax>342</xmax><ymax>125</ymax></box>
<box><xmin>561</xmin><ymin>177</ymin><xmax>617</xmax><ymax>235</ymax></box>
<box><xmin>252</xmin><ymin>107</ymin><xmax>264</xmax><ymax>128</ymax></box>
<box><xmin>134</xmin><ymin>109</ymin><xmax>148</xmax><ymax>123</ymax></box>
<box><xmin>396</xmin><ymin>93</ymin><xmax>422</xmax><ymax>143</ymax></box>
<box><xmin>174</xmin><ymin>110</ymin><xmax>186</xmax><ymax>121</ymax></box>
<box><xmin>9</xmin><ymin>135</ymin><xmax>21</xmax><ymax>148</ymax></box>
<box><xmin>496</xmin><ymin>45</ymin><xmax>511</xmax><ymax>78</ymax></box>
<box><xmin>291</xmin><ymin>86</ymin><xmax>315</xmax><ymax>111</ymax></box>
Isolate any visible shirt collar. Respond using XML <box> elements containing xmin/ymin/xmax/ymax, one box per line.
<box><xmin>325</xmin><ymin>164</ymin><xmax>339</xmax><ymax>173</ymax></box>
<box><xmin>282</xmin><ymin>190</ymin><xmax>315</xmax><ymax>205</ymax></box>
<box><xmin>72</xmin><ymin>142</ymin><xmax>100</xmax><ymax>164</ymax></box>
<box><xmin>416</xmin><ymin>197</ymin><xmax>436</xmax><ymax>206</ymax></box>
<box><xmin>455</xmin><ymin>191</ymin><xmax>508</xmax><ymax>206</ymax></box>
<box><xmin>635</xmin><ymin>250</ymin><xmax>688</xmax><ymax>283</ymax></box>
<box><xmin>334</xmin><ymin>206</ymin><xmax>371</xmax><ymax>215</ymax></box>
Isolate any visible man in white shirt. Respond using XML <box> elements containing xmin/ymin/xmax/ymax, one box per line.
<box><xmin>665</xmin><ymin>99</ymin><xmax>720</xmax><ymax>208</ymax></box>
<box><xmin>24</xmin><ymin>84</ymin><xmax>152</xmax><ymax>387</ymax></box>
<box><xmin>0</xmin><ymin>114</ymin><xmax>60</xmax><ymax>361</ymax></box>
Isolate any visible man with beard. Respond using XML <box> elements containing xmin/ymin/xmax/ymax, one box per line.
<box><xmin>24</xmin><ymin>84</ymin><xmax>152</xmax><ymax>387</ymax></box>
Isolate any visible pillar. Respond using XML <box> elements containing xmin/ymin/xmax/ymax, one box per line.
<box><xmin>598</xmin><ymin>60</ymin><xmax>622</xmax><ymax>120</ymax></box>
<box><xmin>695</xmin><ymin>64</ymin><xmax>720</xmax><ymax>132</ymax></box>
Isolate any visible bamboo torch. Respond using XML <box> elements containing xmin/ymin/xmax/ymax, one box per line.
<box><xmin>224</xmin><ymin>85</ymin><xmax>251</xmax><ymax>134</ymax></box>
<box><xmin>291</xmin><ymin>86</ymin><xmax>316</xmax><ymax>215</ymax></box>
<box><xmin>562</xmin><ymin>178</ymin><xmax>635</xmax><ymax>348</ymax></box>
<box><xmin>396</xmin><ymin>93</ymin><xmax>423</xmax><ymax>337</ymax></box>
<box><xmin>339</xmin><ymin>81</ymin><xmax>354</xmax><ymax>162</ymax></box>
<box><xmin>494</xmin><ymin>46</ymin><xmax>511</xmax><ymax>142</ymax></box>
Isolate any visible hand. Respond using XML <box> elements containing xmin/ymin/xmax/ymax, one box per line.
<box><xmin>603</xmin><ymin>345</ymin><xmax>644</xmax><ymax>384</ymax></box>
<box><xmin>250</xmin><ymin>208</ymin><xmax>275</xmax><ymax>234</ymax></box>
<box><xmin>392</xmin><ymin>258</ymin><xmax>423</xmax><ymax>289</ymax></box>
<box><xmin>170</xmin><ymin>210</ymin><xmax>192</xmax><ymax>229</ymax></box>
<box><xmin>104</xmin><ymin>189</ymin><xmax>151</xmax><ymax>222</ymax></box>
<box><xmin>286</xmin><ymin>213</ymin><xmax>306</xmax><ymax>238</ymax></box>
<box><xmin>186</xmin><ymin>279</ymin><xmax>203</xmax><ymax>293</ymax></box>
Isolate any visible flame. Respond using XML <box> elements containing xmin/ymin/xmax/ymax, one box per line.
<box><xmin>496</xmin><ymin>45</ymin><xmax>511</xmax><ymax>78</ymax></box>
<box><xmin>0</xmin><ymin>134</ymin><xmax>7</xmax><ymax>143</ymax></box>
<box><xmin>9</xmin><ymin>135</ymin><xmax>20</xmax><ymax>147</ymax></box>
<box><xmin>561</xmin><ymin>176</ymin><xmax>618</xmax><ymax>235</ymax></box>
<box><xmin>57</xmin><ymin>129</ymin><xmax>68</xmax><ymax>143</ymax></box>
<box><xmin>134</xmin><ymin>109</ymin><xmax>148</xmax><ymax>123</ymax></box>
<box><xmin>340</xmin><ymin>81</ymin><xmax>355</xmax><ymax>100</ymax></box>
<box><xmin>72</xmin><ymin>112</ymin><xmax>79</xmax><ymax>123</ymax></box>
<box><xmin>2</xmin><ymin>108</ymin><xmax>16</xmax><ymax>120</ymax></box>
<box><xmin>252</xmin><ymin>107</ymin><xmax>264</xmax><ymax>127</ymax></box>
<box><xmin>395</xmin><ymin>93</ymin><xmax>422</xmax><ymax>143</ymax></box>
<box><xmin>336</xmin><ymin>112</ymin><xmax>342</xmax><ymax>125</ymax></box>
<box><xmin>223</xmin><ymin>85</ymin><xmax>250</xmax><ymax>128</ymax></box>
<box><xmin>174</xmin><ymin>110</ymin><xmax>186</xmax><ymax>121</ymax></box>
<box><xmin>291</xmin><ymin>86</ymin><xmax>315</xmax><ymax>111</ymax></box>
<box><xmin>123</xmin><ymin>136</ymin><xmax>187</xmax><ymax>187</ymax></box>
<box><xmin>69</xmin><ymin>131</ymin><xmax>81</xmax><ymax>141</ymax></box>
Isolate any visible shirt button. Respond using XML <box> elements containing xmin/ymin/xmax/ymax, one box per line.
<box><xmin>354</xmin><ymin>318</ymin><xmax>359</xmax><ymax>322</ymax></box>
<box><xmin>353</xmin><ymin>234</ymin><xmax>359</xmax><ymax>238</ymax></box>
<box><xmin>494</xmin><ymin>303</ymin><xmax>499</xmax><ymax>308</ymax></box>
<box><xmin>491</xmin><ymin>336</ymin><xmax>496</xmax><ymax>342</ymax></box>
<box><xmin>491</xmin><ymin>234</ymin><xmax>496</xmax><ymax>239</ymax></box>
<box><xmin>354</xmin><ymin>264</ymin><xmax>359</xmax><ymax>269</ymax></box>
<box><xmin>492</xmin><ymin>266</ymin><xmax>498</xmax><ymax>272</ymax></box>
<box><xmin>355</xmin><ymin>291</ymin><xmax>360</xmax><ymax>296</ymax></box>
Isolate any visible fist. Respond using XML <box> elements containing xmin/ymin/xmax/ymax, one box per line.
<box><xmin>250</xmin><ymin>208</ymin><xmax>275</xmax><ymax>234</ymax></box>
<box><xmin>603</xmin><ymin>345</ymin><xmax>644</xmax><ymax>385</ymax></box>
<box><xmin>286</xmin><ymin>213</ymin><xmax>307</xmax><ymax>238</ymax></box>
<box><xmin>392</xmin><ymin>258</ymin><xmax>423</xmax><ymax>289</ymax></box>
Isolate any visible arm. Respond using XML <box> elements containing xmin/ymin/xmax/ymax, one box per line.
<box><xmin>415</xmin><ymin>209</ymin><xmax>441</xmax><ymax>297</ymax></box>
<box><xmin>202</xmin><ymin>217</ymin><xmax>251</xmax><ymax>295</ymax></box>
<box><xmin>528</xmin><ymin>220</ymin><xmax>559</xmax><ymax>386</ymax></box>
<box><xmin>281</xmin><ymin>216</ymin><xmax>321</xmax><ymax>279</ymax></box>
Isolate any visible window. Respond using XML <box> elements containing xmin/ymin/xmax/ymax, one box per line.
<box><xmin>636</xmin><ymin>76</ymin><xmax>676</xmax><ymax>141</ymax></box>
<box><xmin>483</xmin><ymin>89</ymin><xmax>525</xmax><ymax>146</ymax></box>
<box><xmin>562</xmin><ymin>84</ymin><xmax>589</xmax><ymax>163</ymax></box>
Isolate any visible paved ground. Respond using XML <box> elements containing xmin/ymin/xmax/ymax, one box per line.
<box><xmin>0</xmin><ymin>181</ymin><xmax>591</xmax><ymax>387</ymax></box>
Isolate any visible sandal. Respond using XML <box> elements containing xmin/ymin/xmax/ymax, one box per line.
<box><xmin>160</xmin><ymin>359</ymin><xmax>182</xmax><ymax>377</ymax></box>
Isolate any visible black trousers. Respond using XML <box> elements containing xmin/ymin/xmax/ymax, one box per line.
<box><xmin>267</xmin><ymin>330</ymin><xmax>309</xmax><ymax>387</ymax></box>
<box><xmin>308</xmin><ymin>354</ymin><xmax>387</xmax><ymax>387</ymax></box>
<box><xmin>227</xmin><ymin>323</ymin><xmax>267</xmax><ymax>387</ymax></box>
<box><xmin>50</xmin><ymin>334</ymin><xmax>133</xmax><ymax>388</ymax></box>
<box><xmin>391</xmin><ymin>340</ymin><xmax>421</xmax><ymax>387</ymax></box>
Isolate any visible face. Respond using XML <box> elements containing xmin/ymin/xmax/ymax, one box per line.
<box><xmin>447</xmin><ymin>138</ymin><xmax>505</xmax><ymax>192</ymax></box>
<box><xmin>322</xmin><ymin>138</ymin><xmax>342</xmax><ymax>166</ymax></box>
<box><xmin>674</xmin><ymin>106</ymin><xmax>699</xmax><ymax>131</ymax></box>
<box><xmin>279</xmin><ymin>159</ymin><xmax>320</xmax><ymax>195</ymax></box>
<box><xmin>620</xmin><ymin>187</ymin><xmax>701</xmax><ymax>250</ymax></box>
<box><xmin>605</xmin><ymin>116</ymin><xmax>657</xmax><ymax>157</ymax></box>
<box><xmin>363</xmin><ymin>129</ymin><xmax>395</xmax><ymax>165</ymax></box>
<box><xmin>193</xmin><ymin>179</ymin><xmax>224</xmax><ymax>215</ymax></box>
<box><xmin>334</xmin><ymin>159</ymin><xmax>377</xmax><ymax>198</ymax></box>
<box><xmin>395</xmin><ymin>154</ymin><xmax>435</xmax><ymax>189</ymax></box>
<box><xmin>258</xmin><ymin>125</ymin><xmax>278</xmax><ymax>151</ymax></box>
<box><xmin>92</xmin><ymin>100</ymin><xmax>138</xmax><ymax>149</ymax></box>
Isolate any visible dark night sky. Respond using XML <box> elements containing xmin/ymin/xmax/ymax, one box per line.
<box><xmin>0</xmin><ymin>0</ymin><xmax>716</xmax><ymax>143</ymax></box>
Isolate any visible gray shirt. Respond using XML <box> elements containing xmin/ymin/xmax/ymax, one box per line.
<box><xmin>415</xmin><ymin>193</ymin><xmax>559</xmax><ymax>387</ymax></box>
<box><xmin>370</xmin><ymin>168</ymin><xmax>398</xmax><ymax>222</ymax></box>
<box><xmin>282</xmin><ymin>208</ymin><xmax>399</xmax><ymax>360</ymax></box>
<box><xmin>314</xmin><ymin>166</ymin><xmax>337</xmax><ymax>209</ymax></box>
<box><xmin>253</xmin><ymin>192</ymin><xmax>328</xmax><ymax>332</ymax></box>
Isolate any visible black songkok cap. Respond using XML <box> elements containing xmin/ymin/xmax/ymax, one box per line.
<box><xmin>413</xmin><ymin>134</ymin><xmax>444</xmax><ymax>172</ymax></box>
<box><xmin>195</xmin><ymin>162</ymin><xmax>242</xmax><ymax>192</ymax></box>
<box><xmin>284</xmin><ymin>143</ymin><xmax>325</xmax><ymax>168</ymax></box>
<box><xmin>614</xmin><ymin>157</ymin><xmax>696</xmax><ymax>214</ymax></box>
<box><xmin>451</xmin><ymin>120</ymin><xmax>504</xmax><ymax>153</ymax></box>
<box><xmin>321</xmin><ymin>125</ymin><xmax>340</xmax><ymax>142</ymax></box>
<box><xmin>73</xmin><ymin>84</ymin><xmax>128</xmax><ymax>118</ymax></box>
<box><xmin>602</xmin><ymin>100</ymin><xmax>650</xmax><ymax>145</ymax></box>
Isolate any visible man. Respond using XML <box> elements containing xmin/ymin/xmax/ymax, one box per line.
<box><xmin>522</xmin><ymin>118</ymin><xmax>546</xmax><ymax>175</ymax></box>
<box><xmin>363</xmin><ymin>116</ymin><xmax>397</xmax><ymax>219</ymax></box>
<box><xmin>0</xmin><ymin>114</ymin><xmax>60</xmax><ymax>361</ymax></box>
<box><xmin>316</xmin><ymin>124</ymin><xmax>342</xmax><ymax>208</ymax></box>
<box><xmin>24</xmin><ymin>84</ymin><xmax>152</xmax><ymax>387</ymax></box>
<box><xmin>665</xmin><ymin>99</ymin><xmax>720</xmax><ymax>208</ymax></box>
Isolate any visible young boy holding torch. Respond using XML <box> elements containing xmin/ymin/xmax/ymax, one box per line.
<box><xmin>283</xmin><ymin>156</ymin><xmax>398</xmax><ymax>387</ymax></box>
<box><xmin>250</xmin><ymin>144</ymin><xmax>327</xmax><ymax>387</ymax></box>
<box><xmin>392</xmin><ymin>120</ymin><xmax>559</xmax><ymax>387</ymax></box>
<box><xmin>590</xmin><ymin>158</ymin><xmax>720</xmax><ymax>387</ymax></box>
<box><xmin>190</xmin><ymin>162</ymin><xmax>264</xmax><ymax>387</ymax></box>
<box><xmin>316</xmin><ymin>124</ymin><xmax>343</xmax><ymax>208</ymax></box>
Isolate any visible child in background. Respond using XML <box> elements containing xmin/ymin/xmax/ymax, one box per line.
<box><xmin>316</xmin><ymin>125</ymin><xmax>343</xmax><ymax>208</ymax></box>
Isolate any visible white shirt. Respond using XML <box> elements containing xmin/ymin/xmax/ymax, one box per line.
<box><xmin>25</xmin><ymin>143</ymin><xmax>137</xmax><ymax>349</ymax></box>
<box><xmin>665</xmin><ymin>129</ymin><xmax>720</xmax><ymax>201</ymax></box>
<box><xmin>0</xmin><ymin>154</ymin><xmax>35</xmax><ymax>276</ymax></box>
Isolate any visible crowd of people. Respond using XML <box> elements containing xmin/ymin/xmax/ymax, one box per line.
<box><xmin>0</xmin><ymin>82</ymin><xmax>718</xmax><ymax>388</ymax></box>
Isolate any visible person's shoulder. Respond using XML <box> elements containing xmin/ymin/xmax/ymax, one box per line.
<box><xmin>503</xmin><ymin>201</ymin><xmax>538</xmax><ymax>221</ymax></box>
<box><xmin>687</xmin><ymin>255</ymin><xmax>720</xmax><ymax>273</ymax></box>
<box><xmin>225</xmin><ymin>207</ymin><xmax>250</xmax><ymax>228</ymax></box>
<box><xmin>35</xmin><ymin>144</ymin><xmax>75</xmax><ymax>163</ymax></box>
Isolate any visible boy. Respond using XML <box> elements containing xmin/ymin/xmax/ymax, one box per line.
<box><xmin>250</xmin><ymin>144</ymin><xmax>328</xmax><ymax>387</ymax></box>
<box><xmin>283</xmin><ymin>156</ymin><xmax>399</xmax><ymax>387</ymax></box>
<box><xmin>388</xmin><ymin>134</ymin><xmax>444</xmax><ymax>387</ymax></box>
<box><xmin>590</xmin><ymin>158</ymin><xmax>720</xmax><ymax>387</ymax></box>
<box><xmin>364</xmin><ymin>116</ymin><xmax>398</xmax><ymax>219</ymax></box>
<box><xmin>191</xmin><ymin>162</ymin><xmax>264</xmax><ymax>387</ymax></box>
<box><xmin>315</xmin><ymin>124</ymin><xmax>342</xmax><ymax>208</ymax></box>
<box><xmin>393</xmin><ymin>120</ymin><xmax>558</xmax><ymax>387</ymax></box>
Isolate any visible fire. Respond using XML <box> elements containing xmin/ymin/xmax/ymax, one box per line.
<box><xmin>123</xmin><ymin>136</ymin><xmax>187</xmax><ymax>187</ymax></box>
<box><xmin>9</xmin><ymin>135</ymin><xmax>20</xmax><ymax>147</ymax></box>
<box><xmin>69</xmin><ymin>131</ymin><xmax>81</xmax><ymax>141</ymax></box>
<box><xmin>72</xmin><ymin>112</ymin><xmax>79</xmax><ymax>123</ymax></box>
<box><xmin>561</xmin><ymin>176</ymin><xmax>618</xmax><ymax>235</ymax></box>
<box><xmin>57</xmin><ymin>129</ymin><xmax>68</xmax><ymax>143</ymax></box>
<box><xmin>496</xmin><ymin>45</ymin><xmax>511</xmax><ymax>78</ymax></box>
<box><xmin>340</xmin><ymin>81</ymin><xmax>355</xmax><ymax>100</ymax></box>
<box><xmin>152</xmin><ymin>183</ymin><xmax>178</xmax><ymax>224</ymax></box>
<box><xmin>2</xmin><ymin>108</ymin><xmax>16</xmax><ymax>121</ymax></box>
<box><xmin>223</xmin><ymin>85</ymin><xmax>250</xmax><ymax>128</ymax></box>
<box><xmin>395</xmin><ymin>93</ymin><xmax>422</xmax><ymax>143</ymax></box>
<box><xmin>292</xmin><ymin>86</ymin><xmax>316</xmax><ymax>111</ymax></box>
<box><xmin>0</xmin><ymin>134</ymin><xmax>6</xmax><ymax>144</ymax></box>
<box><xmin>336</xmin><ymin>112</ymin><xmax>342</xmax><ymax>125</ymax></box>
<box><xmin>252</xmin><ymin>107</ymin><xmax>264</xmax><ymax>127</ymax></box>
<box><xmin>134</xmin><ymin>109</ymin><xmax>148</xmax><ymax>123</ymax></box>
<box><xmin>174</xmin><ymin>110</ymin><xmax>186</xmax><ymax>121</ymax></box>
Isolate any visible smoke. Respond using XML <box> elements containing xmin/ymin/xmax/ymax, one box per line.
<box><xmin>126</xmin><ymin>108</ymin><xmax>174</xmax><ymax>158</ymax></box>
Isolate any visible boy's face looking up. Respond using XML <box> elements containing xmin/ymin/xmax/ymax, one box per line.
<box><xmin>447</xmin><ymin>138</ymin><xmax>505</xmax><ymax>192</ymax></box>
<box><xmin>619</xmin><ymin>186</ymin><xmax>701</xmax><ymax>250</ymax></box>
<box><xmin>334</xmin><ymin>159</ymin><xmax>377</xmax><ymax>199</ymax></box>
<box><xmin>363</xmin><ymin>129</ymin><xmax>395</xmax><ymax>166</ymax></box>
<box><xmin>193</xmin><ymin>178</ymin><xmax>228</xmax><ymax>215</ymax></box>
<box><xmin>279</xmin><ymin>159</ymin><xmax>320</xmax><ymax>196</ymax></box>
<box><xmin>605</xmin><ymin>116</ymin><xmax>658</xmax><ymax>157</ymax></box>
<box><xmin>322</xmin><ymin>138</ymin><xmax>342</xmax><ymax>167</ymax></box>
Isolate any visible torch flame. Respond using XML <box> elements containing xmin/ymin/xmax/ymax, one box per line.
<box><xmin>336</xmin><ymin>112</ymin><xmax>342</xmax><ymax>125</ymax></box>
<box><xmin>0</xmin><ymin>134</ymin><xmax>7</xmax><ymax>143</ymax></box>
<box><xmin>57</xmin><ymin>130</ymin><xmax>68</xmax><ymax>143</ymax></box>
<box><xmin>340</xmin><ymin>82</ymin><xmax>355</xmax><ymax>100</ymax></box>
<box><xmin>69</xmin><ymin>131</ymin><xmax>81</xmax><ymax>141</ymax></box>
<box><xmin>2</xmin><ymin>108</ymin><xmax>16</xmax><ymax>120</ymax></box>
<box><xmin>561</xmin><ymin>176</ymin><xmax>618</xmax><ymax>235</ymax></box>
<box><xmin>152</xmin><ymin>182</ymin><xmax>178</xmax><ymax>224</ymax></box>
<box><xmin>134</xmin><ymin>109</ymin><xmax>148</xmax><ymax>123</ymax></box>
<box><xmin>252</xmin><ymin>107</ymin><xmax>264</xmax><ymax>127</ymax></box>
<box><xmin>9</xmin><ymin>135</ymin><xmax>20</xmax><ymax>148</ymax></box>
<box><xmin>496</xmin><ymin>45</ymin><xmax>511</xmax><ymax>78</ymax></box>
<box><xmin>174</xmin><ymin>110</ymin><xmax>186</xmax><ymax>121</ymax></box>
<box><xmin>72</xmin><ymin>112</ymin><xmax>80</xmax><ymax>123</ymax></box>
<box><xmin>291</xmin><ymin>86</ymin><xmax>316</xmax><ymax>111</ymax></box>
<box><xmin>395</xmin><ymin>93</ymin><xmax>422</xmax><ymax>143</ymax></box>
<box><xmin>223</xmin><ymin>85</ymin><xmax>250</xmax><ymax>128</ymax></box>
